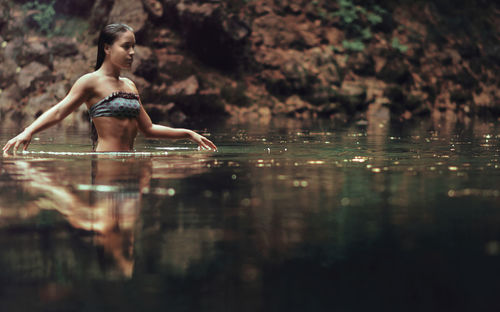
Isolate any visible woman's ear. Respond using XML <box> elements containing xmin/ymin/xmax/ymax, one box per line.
<box><xmin>104</xmin><ymin>43</ymin><xmax>111</xmax><ymax>55</ymax></box>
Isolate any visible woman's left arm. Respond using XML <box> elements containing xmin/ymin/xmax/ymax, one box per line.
<box><xmin>137</xmin><ymin>105</ymin><xmax>217</xmax><ymax>151</ymax></box>
<box><xmin>125</xmin><ymin>78</ymin><xmax>217</xmax><ymax>151</ymax></box>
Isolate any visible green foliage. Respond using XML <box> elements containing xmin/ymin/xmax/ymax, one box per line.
<box><xmin>391</xmin><ymin>37</ymin><xmax>408</xmax><ymax>53</ymax></box>
<box><xmin>53</xmin><ymin>17</ymin><xmax>89</xmax><ymax>38</ymax></box>
<box><xmin>367</xmin><ymin>12</ymin><xmax>383</xmax><ymax>25</ymax></box>
<box><xmin>335</xmin><ymin>0</ymin><xmax>360</xmax><ymax>24</ymax></box>
<box><xmin>328</xmin><ymin>0</ymin><xmax>388</xmax><ymax>53</ymax></box>
<box><xmin>342</xmin><ymin>39</ymin><xmax>365</xmax><ymax>52</ymax></box>
<box><xmin>21</xmin><ymin>0</ymin><xmax>89</xmax><ymax>38</ymax></box>
<box><xmin>22</xmin><ymin>0</ymin><xmax>56</xmax><ymax>36</ymax></box>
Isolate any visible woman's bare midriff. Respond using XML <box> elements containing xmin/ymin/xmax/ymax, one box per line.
<box><xmin>93</xmin><ymin>117</ymin><xmax>138</xmax><ymax>151</ymax></box>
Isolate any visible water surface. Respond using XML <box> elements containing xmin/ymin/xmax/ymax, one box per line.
<box><xmin>1</xmin><ymin>119</ymin><xmax>499</xmax><ymax>311</ymax></box>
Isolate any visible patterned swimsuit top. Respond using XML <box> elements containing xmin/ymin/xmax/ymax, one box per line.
<box><xmin>89</xmin><ymin>91</ymin><xmax>141</xmax><ymax>119</ymax></box>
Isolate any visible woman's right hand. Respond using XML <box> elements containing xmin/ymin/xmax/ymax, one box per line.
<box><xmin>2</xmin><ymin>130</ymin><xmax>33</xmax><ymax>154</ymax></box>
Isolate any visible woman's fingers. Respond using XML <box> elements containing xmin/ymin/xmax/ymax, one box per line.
<box><xmin>2</xmin><ymin>137</ymin><xmax>30</xmax><ymax>154</ymax></box>
<box><xmin>13</xmin><ymin>141</ymin><xmax>22</xmax><ymax>153</ymax></box>
<box><xmin>199</xmin><ymin>137</ymin><xmax>217</xmax><ymax>151</ymax></box>
<box><xmin>2</xmin><ymin>141</ymin><xmax>10</xmax><ymax>152</ymax></box>
<box><xmin>23</xmin><ymin>140</ymin><xmax>30</xmax><ymax>151</ymax></box>
<box><xmin>3</xmin><ymin>140</ymin><xmax>16</xmax><ymax>153</ymax></box>
<box><xmin>203</xmin><ymin>138</ymin><xmax>217</xmax><ymax>151</ymax></box>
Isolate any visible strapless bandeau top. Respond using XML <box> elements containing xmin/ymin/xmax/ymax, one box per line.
<box><xmin>89</xmin><ymin>91</ymin><xmax>141</xmax><ymax>119</ymax></box>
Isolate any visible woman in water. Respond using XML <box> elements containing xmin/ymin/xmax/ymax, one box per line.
<box><xmin>2</xmin><ymin>23</ymin><xmax>217</xmax><ymax>153</ymax></box>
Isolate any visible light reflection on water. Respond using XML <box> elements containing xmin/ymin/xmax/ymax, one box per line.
<box><xmin>0</xmin><ymin>119</ymin><xmax>500</xmax><ymax>311</ymax></box>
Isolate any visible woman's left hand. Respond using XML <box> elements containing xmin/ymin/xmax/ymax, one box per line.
<box><xmin>190</xmin><ymin>131</ymin><xmax>217</xmax><ymax>151</ymax></box>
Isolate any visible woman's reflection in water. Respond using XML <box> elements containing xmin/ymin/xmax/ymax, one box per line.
<box><xmin>1</xmin><ymin>154</ymin><xmax>210</xmax><ymax>280</ymax></box>
<box><xmin>87</xmin><ymin>157</ymin><xmax>151</xmax><ymax>277</ymax></box>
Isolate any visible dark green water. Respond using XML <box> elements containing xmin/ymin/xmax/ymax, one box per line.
<box><xmin>1</xmin><ymin>119</ymin><xmax>499</xmax><ymax>311</ymax></box>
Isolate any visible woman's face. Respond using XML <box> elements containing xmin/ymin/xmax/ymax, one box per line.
<box><xmin>106</xmin><ymin>30</ymin><xmax>135</xmax><ymax>69</ymax></box>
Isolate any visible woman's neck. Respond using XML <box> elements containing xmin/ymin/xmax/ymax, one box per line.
<box><xmin>98</xmin><ymin>61</ymin><xmax>121</xmax><ymax>79</ymax></box>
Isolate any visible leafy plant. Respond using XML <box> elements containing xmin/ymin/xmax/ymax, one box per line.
<box><xmin>22</xmin><ymin>0</ymin><xmax>56</xmax><ymax>36</ymax></box>
<box><xmin>391</xmin><ymin>37</ymin><xmax>408</xmax><ymax>53</ymax></box>
<box><xmin>330</xmin><ymin>0</ymin><xmax>388</xmax><ymax>53</ymax></box>
<box><xmin>342</xmin><ymin>39</ymin><xmax>365</xmax><ymax>52</ymax></box>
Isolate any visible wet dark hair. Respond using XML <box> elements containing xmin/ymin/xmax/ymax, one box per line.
<box><xmin>95</xmin><ymin>23</ymin><xmax>134</xmax><ymax>70</ymax></box>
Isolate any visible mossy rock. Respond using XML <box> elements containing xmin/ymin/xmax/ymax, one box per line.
<box><xmin>383</xmin><ymin>85</ymin><xmax>406</xmax><ymax>115</ymax></box>
<box><xmin>377</xmin><ymin>59</ymin><xmax>412</xmax><ymax>84</ymax></box>
<box><xmin>318</xmin><ymin>102</ymin><xmax>341</xmax><ymax>117</ymax></box>
<box><xmin>337</xmin><ymin>82</ymin><xmax>368</xmax><ymax>113</ymax></box>
<box><xmin>450</xmin><ymin>90</ymin><xmax>473</xmax><ymax>104</ymax></box>
<box><xmin>347</xmin><ymin>52</ymin><xmax>375</xmax><ymax>76</ymax></box>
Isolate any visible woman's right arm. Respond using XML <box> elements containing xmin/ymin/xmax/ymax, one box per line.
<box><xmin>2</xmin><ymin>74</ymin><xmax>92</xmax><ymax>154</ymax></box>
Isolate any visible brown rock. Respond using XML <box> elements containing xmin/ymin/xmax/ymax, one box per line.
<box><xmin>323</xmin><ymin>27</ymin><xmax>344</xmax><ymax>46</ymax></box>
<box><xmin>0</xmin><ymin>84</ymin><xmax>22</xmax><ymax>121</ymax></box>
<box><xmin>48</xmin><ymin>37</ymin><xmax>79</xmax><ymax>58</ymax></box>
<box><xmin>131</xmin><ymin>45</ymin><xmax>158</xmax><ymax>81</ymax></box>
<box><xmin>174</xmin><ymin>1</ymin><xmax>251</xmax><ymax>70</ymax></box>
<box><xmin>16</xmin><ymin>41</ymin><xmax>50</xmax><ymax>67</ymax></box>
<box><xmin>89</xmin><ymin>0</ymin><xmax>115</xmax><ymax>33</ymax></box>
<box><xmin>0</xmin><ymin>58</ymin><xmax>17</xmax><ymax>89</ymax></box>
<box><xmin>377</xmin><ymin>58</ymin><xmax>412</xmax><ymax>84</ymax></box>
<box><xmin>338</xmin><ymin>81</ymin><xmax>368</xmax><ymax>113</ymax></box>
<box><xmin>17</xmin><ymin>62</ymin><xmax>54</xmax><ymax>93</ymax></box>
<box><xmin>52</xmin><ymin>56</ymin><xmax>91</xmax><ymax>82</ymax></box>
<box><xmin>347</xmin><ymin>52</ymin><xmax>375</xmax><ymax>76</ymax></box>
<box><xmin>54</xmin><ymin>0</ymin><xmax>95</xmax><ymax>17</ymax></box>
<box><xmin>20</xmin><ymin>81</ymin><xmax>73</xmax><ymax>124</ymax></box>
<box><xmin>168</xmin><ymin>75</ymin><xmax>199</xmax><ymax>96</ymax></box>
<box><xmin>284</xmin><ymin>95</ymin><xmax>312</xmax><ymax>115</ymax></box>
<box><xmin>108</xmin><ymin>0</ymin><xmax>147</xmax><ymax>33</ymax></box>
<box><xmin>142</xmin><ymin>0</ymin><xmax>163</xmax><ymax>18</ymax></box>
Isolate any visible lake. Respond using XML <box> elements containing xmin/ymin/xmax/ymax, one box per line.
<box><xmin>1</xmin><ymin>117</ymin><xmax>499</xmax><ymax>311</ymax></box>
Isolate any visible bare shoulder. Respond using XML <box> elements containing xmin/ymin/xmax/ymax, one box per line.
<box><xmin>72</xmin><ymin>72</ymin><xmax>98</xmax><ymax>91</ymax></box>
<box><xmin>120</xmin><ymin>77</ymin><xmax>139</xmax><ymax>94</ymax></box>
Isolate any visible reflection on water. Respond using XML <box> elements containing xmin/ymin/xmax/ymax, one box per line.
<box><xmin>0</xmin><ymin>154</ymin><xmax>214</xmax><ymax>280</ymax></box>
<box><xmin>0</xmin><ymin>119</ymin><xmax>500</xmax><ymax>311</ymax></box>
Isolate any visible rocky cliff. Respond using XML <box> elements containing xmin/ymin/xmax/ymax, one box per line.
<box><xmin>0</xmin><ymin>0</ymin><xmax>498</xmax><ymax>129</ymax></box>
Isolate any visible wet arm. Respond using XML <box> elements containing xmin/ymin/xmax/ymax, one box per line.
<box><xmin>3</xmin><ymin>76</ymin><xmax>90</xmax><ymax>153</ymax></box>
<box><xmin>25</xmin><ymin>78</ymin><xmax>89</xmax><ymax>134</ymax></box>
<box><xmin>137</xmin><ymin>106</ymin><xmax>217</xmax><ymax>150</ymax></box>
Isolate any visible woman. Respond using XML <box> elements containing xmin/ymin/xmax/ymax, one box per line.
<box><xmin>2</xmin><ymin>23</ymin><xmax>217</xmax><ymax>153</ymax></box>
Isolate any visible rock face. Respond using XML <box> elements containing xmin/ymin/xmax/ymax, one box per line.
<box><xmin>17</xmin><ymin>62</ymin><xmax>54</xmax><ymax>93</ymax></box>
<box><xmin>108</xmin><ymin>0</ymin><xmax>148</xmax><ymax>33</ymax></box>
<box><xmin>0</xmin><ymin>0</ymin><xmax>499</xmax><ymax>127</ymax></box>
<box><xmin>131</xmin><ymin>45</ymin><xmax>158</xmax><ymax>80</ymax></box>
<box><xmin>163</xmin><ymin>0</ymin><xmax>252</xmax><ymax>71</ymax></box>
